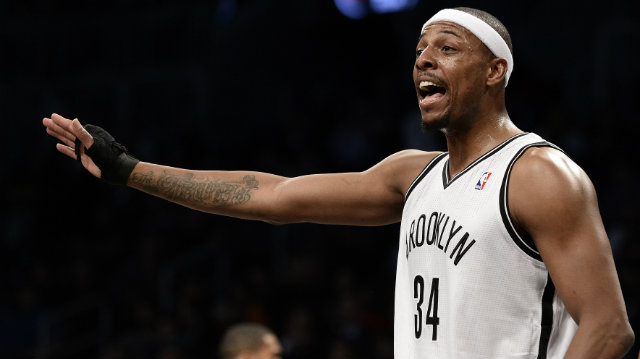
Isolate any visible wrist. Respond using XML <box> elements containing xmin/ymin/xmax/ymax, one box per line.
<box><xmin>83</xmin><ymin>124</ymin><xmax>140</xmax><ymax>186</ymax></box>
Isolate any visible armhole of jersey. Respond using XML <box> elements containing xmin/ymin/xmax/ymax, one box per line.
<box><xmin>499</xmin><ymin>141</ymin><xmax>564</xmax><ymax>262</ymax></box>
<box><xmin>404</xmin><ymin>152</ymin><xmax>447</xmax><ymax>203</ymax></box>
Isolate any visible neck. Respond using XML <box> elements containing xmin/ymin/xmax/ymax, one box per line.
<box><xmin>443</xmin><ymin>107</ymin><xmax>521</xmax><ymax>177</ymax></box>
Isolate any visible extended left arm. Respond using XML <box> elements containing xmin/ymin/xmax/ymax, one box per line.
<box><xmin>510</xmin><ymin>147</ymin><xmax>634</xmax><ymax>358</ymax></box>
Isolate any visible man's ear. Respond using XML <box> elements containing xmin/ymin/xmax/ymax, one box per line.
<box><xmin>487</xmin><ymin>57</ymin><xmax>508</xmax><ymax>87</ymax></box>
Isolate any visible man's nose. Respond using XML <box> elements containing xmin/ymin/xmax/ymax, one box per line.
<box><xmin>415</xmin><ymin>50</ymin><xmax>436</xmax><ymax>70</ymax></box>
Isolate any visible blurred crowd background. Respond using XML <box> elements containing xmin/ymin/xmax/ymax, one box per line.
<box><xmin>2</xmin><ymin>0</ymin><xmax>640</xmax><ymax>357</ymax></box>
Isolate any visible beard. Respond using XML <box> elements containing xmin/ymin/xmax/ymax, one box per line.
<box><xmin>420</xmin><ymin>114</ymin><xmax>450</xmax><ymax>133</ymax></box>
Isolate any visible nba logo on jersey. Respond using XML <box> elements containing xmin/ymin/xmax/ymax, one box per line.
<box><xmin>475</xmin><ymin>171</ymin><xmax>492</xmax><ymax>190</ymax></box>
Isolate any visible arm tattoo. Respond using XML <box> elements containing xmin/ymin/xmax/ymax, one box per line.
<box><xmin>131</xmin><ymin>171</ymin><xmax>259</xmax><ymax>207</ymax></box>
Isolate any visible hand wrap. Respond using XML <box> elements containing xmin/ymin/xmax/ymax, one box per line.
<box><xmin>75</xmin><ymin>124</ymin><xmax>139</xmax><ymax>186</ymax></box>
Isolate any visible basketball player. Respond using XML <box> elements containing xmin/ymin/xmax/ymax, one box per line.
<box><xmin>43</xmin><ymin>7</ymin><xmax>634</xmax><ymax>358</ymax></box>
<box><xmin>219</xmin><ymin>323</ymin><xmax>281</xmax><ymax>359</ymax></box>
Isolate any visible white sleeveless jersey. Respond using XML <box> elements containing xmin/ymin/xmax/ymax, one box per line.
<box><xmin>394</xmin><ymin>133</ymin><xmax>578</xmax><ymax>359</ymax></box>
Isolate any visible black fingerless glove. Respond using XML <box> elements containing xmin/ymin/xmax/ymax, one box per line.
<box><xmin>75</xmin><ymin>124</ymin><xmax>139</xmax><ymax>186</ymax></box>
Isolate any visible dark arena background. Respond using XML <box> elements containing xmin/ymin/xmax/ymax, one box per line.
<box><xmin>2</xmin><ymin>0</ymin><xmax>640</xmax><ymax>357</ymax></box>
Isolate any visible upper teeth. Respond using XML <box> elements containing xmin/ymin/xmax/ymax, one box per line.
<box><xmin>420</xmin><ymin>81</ymin><xmax>437</xmax><ymax>89</ymax></box>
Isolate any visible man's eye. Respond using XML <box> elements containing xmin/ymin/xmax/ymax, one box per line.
<box><xmin>443</xmin><ymin>46</ymin><xmax>454</xmax><ymax>52</ymax></box>
<box><xmin>416</xmin><ymin>49</ymin><xmax>424</xmax><ymax>57</ymax></box>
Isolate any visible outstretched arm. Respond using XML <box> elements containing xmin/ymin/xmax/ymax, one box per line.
<box><xmin>43</xmin><ymin>113</ymin><xmax>436</xmax><ymax>226</ymax></box>
<box><xmin>127</xmin><ymin>163</ymin><xmax>399</xmax><ymax>225</ymax></box>
<box><xmin>510</xmin><ymin>147</ymin><xmax>634</xmax><ymax>358</ymax></box>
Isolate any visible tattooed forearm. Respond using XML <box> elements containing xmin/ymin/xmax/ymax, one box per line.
<box><xmin>130</xmin><ymin>171</ymin><xmax>259</xmax><ymax>207</ymax></box>
<box><xmin>130</xmin><ymin>171</ymin><xmax>154</xmax><ymax>186</ymax></box>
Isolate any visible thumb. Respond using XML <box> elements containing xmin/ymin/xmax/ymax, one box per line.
<box><xmin>71</xmin><ymin>118</ymin><xmax>95</xmax><ymax>148</ymax></box>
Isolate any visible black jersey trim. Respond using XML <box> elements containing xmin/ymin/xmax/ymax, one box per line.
<box><xmin>537</xmin><ymin>274</ymin><xmax>555</xmax><ymax>359</ymax></box>
<box><xmin>442</xmin><ymin>160</ymin><xmax>450</xmax><ymax>186</ymax></box>
<box><xmin>404</xmin><ymin>153</ymin><xmax>447</xmax><ymax>202</ymax></box>
<box><xmin>499</xmin><ymin>141</ymin><xmax>564</xmax><ymax>262</ymax></box>
<box><xmin>441</xmin><ymin>132</ymin><xmax>529</xmax><ymax>189</ymax></box>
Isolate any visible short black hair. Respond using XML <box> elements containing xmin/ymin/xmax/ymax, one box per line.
<box><xmin>455</xmin><ymin>7</ymin><xmax>513</xmax><ymax>57</ymax></box>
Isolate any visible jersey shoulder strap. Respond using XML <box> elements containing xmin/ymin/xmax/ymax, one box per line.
<box><xmin>499</xmin><ymin>139</ymin><xmax>565</xmax><ymax>261</ymax></box>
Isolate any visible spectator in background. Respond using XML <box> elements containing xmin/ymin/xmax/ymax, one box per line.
<box><xmin>219</xmin><ymin>323</ymin><xmax>281</xmax><ymax>359</ymax></box>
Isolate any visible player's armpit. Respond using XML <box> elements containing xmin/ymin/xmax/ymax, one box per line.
<box><xmin>508</xmin><ymin>147</ymin><xmax>634</xmax><ymax>358</ymax></box>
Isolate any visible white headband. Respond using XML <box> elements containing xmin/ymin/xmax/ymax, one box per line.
<box><xmin>422</xmin><ymin>9</ymin><xmax>513</xmax><ymax>87</ymax></box>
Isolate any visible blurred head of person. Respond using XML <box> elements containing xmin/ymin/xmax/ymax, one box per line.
<box><xmin>219</xmin><ymin>323</ymin><xmax>282</xmax><ymax>359</ymax></box>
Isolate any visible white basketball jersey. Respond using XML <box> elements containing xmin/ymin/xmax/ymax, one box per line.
<box><xmin>394</xmin><ymin>133</ymin><xmax>577</xmax><ymax>359</ymax></box>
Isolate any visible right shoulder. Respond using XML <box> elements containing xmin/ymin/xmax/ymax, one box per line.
<box><xmin>366</xmin><ymin>149</ymin><xmax>443</xmax><ymax>197</ymax></box>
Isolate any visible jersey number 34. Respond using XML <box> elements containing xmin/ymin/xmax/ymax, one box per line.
<box><xmin>414</xmin><ymin>275</ymin><xmax>440</xmax><ymax>340</ymax></box>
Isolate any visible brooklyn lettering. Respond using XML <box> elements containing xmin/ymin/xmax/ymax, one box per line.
<box><xmin>404</xmin><ymin>211</ymin><xmax>476</xmax><ymax>265</ymax></box>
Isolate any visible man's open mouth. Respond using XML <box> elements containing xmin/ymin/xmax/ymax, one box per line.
<box><xmin>418</xmin><ymin>81</ymin><xmax>446</xmax><ymax>99</ymax></box>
